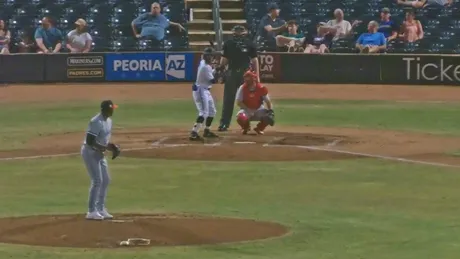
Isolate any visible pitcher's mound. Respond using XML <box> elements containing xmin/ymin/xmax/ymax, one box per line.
<box><xmin>0</xmin><ymin>214</ymin><xmax>289</xmax><ymax>248</ymax></box>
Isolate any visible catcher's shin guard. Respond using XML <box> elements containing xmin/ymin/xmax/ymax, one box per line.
<box><xmin>237</xmin><ymin>113</ymin><xmax>250</xmax><ymax>130</ymax></box>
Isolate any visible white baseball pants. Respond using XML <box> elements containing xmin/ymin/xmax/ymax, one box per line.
<box><xmin>193</xmin><ymin>86</ymin><xmax>216</xmax><ymax>118</ymax></box>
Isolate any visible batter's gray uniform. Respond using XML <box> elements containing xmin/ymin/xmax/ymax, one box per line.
<box><xmin>81</xmin><ymin>113</ymin><xmax>112</xmax><ymax>213</ymax></box>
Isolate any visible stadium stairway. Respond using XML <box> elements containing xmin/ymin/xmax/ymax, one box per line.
<box><xmin>187</xmin><ymin>0</ymin><xmax>246</xmax><ymax>50</ymax></box>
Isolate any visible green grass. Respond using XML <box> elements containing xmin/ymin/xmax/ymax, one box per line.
<box><xmin>1</xmin><ymin>99</ymin><xmax>460</xmax><ymax>150</ymax></box>
<box><xmin>1</xmin><ymin>99</ymin><xmax>460</xmax><ymax>258</ymax></box>
<box><xmin>1</xmin><ymin>158</ymin><xmax>460</xmax><ymax>258</ymax></box>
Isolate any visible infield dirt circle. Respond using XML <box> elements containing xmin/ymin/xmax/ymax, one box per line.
<box><xmin>0</xmin><ymin>214</ymin><xmax>288</xmax><ymax>248</ymax></box>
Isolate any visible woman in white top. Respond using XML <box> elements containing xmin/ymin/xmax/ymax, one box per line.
<box><xmin>0</xmin><ymin>20</ymin><xmax>11</xmax><ymax>54</ymax></box>
<box><xmin>66</xmin><ymin>18</ymin><xmax>92</xmax><ymax>53</ymax></box>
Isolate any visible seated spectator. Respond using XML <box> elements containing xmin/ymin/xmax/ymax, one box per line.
<box><xmin>320</xmin><ymin>9</ymin><xmax>361</xmax><ymax>41</ymax></box>
<box><xmin>356</xmin><ymin>21</ymin><xmax>387</xmax><ymax>53</ymax></box>
<box><xmin>256</xmin><ymin>3</ymin><xmax>286</xmax><ymax>48</ymax></box>
<box><xmin>304</xmin><ymin>22</ymin><xmax>332</xmax><ymax>54</ymax></box>
<box><xmin>66</xmin><ymin>19</ymin><xmax>92</xmax><ymax>53</ymax></box>
<box><xmin>34</xmin><ymin>17</ymin><xmax>63</xmax><ymax>53</ymax></box>
<box><xmin>378</xmin><ymin>8</ymin><xmax>399</xmax><ymax>42</ymax></box>
<box><xmin>275</xmin><ymin>20</ymin><xmax>304</xmax><ymax>52</ymax></box>
<box><xmin>397</xmin><ymin>0</ymin><xmax>453</xmax><ymax>8</ymax></box>
<box><xmin>400</xmin><ymin>10</ymin><xmax>424</xmax><ymax>43</ymax></box>
<box><xmin>17</xmin><ymin>33</ymin><xmax>36</xmax><ymax>53</ymax></box>
<box><xmin>131</xmin><ymin>2</ymin><xmax>185</xmax><ymax>41</ymax></box>
<box><xmin>0</xmin><ymin>20</ymin><xmax>11</xmax><ymax>54</ymax></box>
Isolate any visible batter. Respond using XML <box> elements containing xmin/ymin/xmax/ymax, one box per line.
<box><xmin>189</xmin><ymin>47</ymin><xmax>219</xmax><ymax>140</ymax></box>
<box><xmin>81</xmin><ymin>100</ymin><xmax>120</xmax><ymax>220</ymax></box>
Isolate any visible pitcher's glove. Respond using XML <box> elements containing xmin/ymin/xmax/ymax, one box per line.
<box><xmin>264</xmin><ymin>109</ymin><xmax>275</xmax><ymax>126</ymax></box>
<box><xmin>108</xmin><ymin>143</ymin><xmax>121</xmax><ymax>160</ymax></box>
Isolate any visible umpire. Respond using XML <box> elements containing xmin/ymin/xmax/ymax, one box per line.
<box><xmin>217</xmin><ymin>25</ymin><xmax>259</xmax><ymax>132</ymax></box>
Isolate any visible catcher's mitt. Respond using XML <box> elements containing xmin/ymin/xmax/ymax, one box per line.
<box><xmin>108</xmin><ymin>143</ymin><xmax>121</xmax><ymax>160</ymax></box>
<box><xmin>263</xmin><ymin>109</ymin><xmax>275</xmax><ymax>126</ymax></box>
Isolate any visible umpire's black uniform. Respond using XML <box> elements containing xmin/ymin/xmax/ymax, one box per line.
<box><xmin>218</xmin><ymin>26</ymin><xmax>258</xmax><ymax>131</ymax></box>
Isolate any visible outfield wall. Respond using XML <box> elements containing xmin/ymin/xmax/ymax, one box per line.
<box><xmin>0</xmin><ymin>52</ymin><xmax>459</xmax><ymax>85</ymax></box>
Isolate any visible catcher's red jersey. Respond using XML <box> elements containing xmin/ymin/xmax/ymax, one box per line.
<box><xmin>240</xmin><ymin>83</ymin><xmax>268</xmax><ymax>110</ymax></box>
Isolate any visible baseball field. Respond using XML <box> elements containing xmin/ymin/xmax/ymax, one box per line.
<box><xmin>1</xmin><ymin>83</ymin><xmax>460</xmax><ymax>258</ymax></box>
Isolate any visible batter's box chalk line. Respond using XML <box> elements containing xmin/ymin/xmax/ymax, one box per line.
<box><xmin>0</xmin><ymin>144</ymin><xmax>459</xmax><ymax>169</ymax></box>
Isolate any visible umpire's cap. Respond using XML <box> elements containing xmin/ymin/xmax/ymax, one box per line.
<box><xmin>232</xmin><ymin>25</ymin><xmax>247</xmax><ymax>35</ymax></box>
<box><xmin>101</xmin><ymin>100</ymin><xmax>118</xmax><ymax>110</ymax></box>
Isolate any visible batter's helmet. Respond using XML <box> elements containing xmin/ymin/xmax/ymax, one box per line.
<box><xmin>203</xmin><ymin>47</ymin><xmax>214</xmax><ymax>63</ymax></box>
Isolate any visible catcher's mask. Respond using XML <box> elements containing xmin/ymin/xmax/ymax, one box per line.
<box><xmin>202</xmin><ymin>47</ymin><xmax>214</xmax><ymax>64</ymax></box>
<box><xmin>243</xmin><ymin>70</ymin><xmax>257</xmax><ymax>84</ymax></box>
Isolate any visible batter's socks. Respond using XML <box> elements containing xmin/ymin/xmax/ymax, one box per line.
<box><xmin>205</xmin><ymin>117</ymin><xmax>214</xmax><ymax>129</ymax></box>
<box><xmin>192</xmin><ymin>116</ymin><xmax>205</xmax><ymax>133</ymax></box>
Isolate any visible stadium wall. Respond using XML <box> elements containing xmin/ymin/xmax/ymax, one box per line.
<box><xmin>0</xmin><ymin>52</ymin><xmax>459</xmax><ymax>85</ymax></box>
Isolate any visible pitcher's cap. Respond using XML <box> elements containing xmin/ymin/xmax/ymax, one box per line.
<box><xmin>101</xmin><ymin>100</ymin><xmax>118</xmax><ymax>110</ymax></box>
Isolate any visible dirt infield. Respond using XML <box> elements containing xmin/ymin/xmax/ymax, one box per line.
<box><xmin>0</xmin><ymin>214</ymin><xmax>288</xmax><ymax>248</ymax></box>
<box><xmin>1</xmin><ymin>83</ymin><xmax>460</xmax><ymax>248</ymax></box>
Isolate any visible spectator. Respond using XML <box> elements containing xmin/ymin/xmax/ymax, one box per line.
<box><xmin>304</xmin><ymin>22</ymin><xmax>332</xmax><ymax>54</ymax></box>
<box><xmin>397</xmin><ymin>0</ymin><xmax>453</xmax><ymax>8</ymax></box>
<box><xmin>131</xmin><ymin>2</ymin><xmax>185</xmax><ymax>41</ymax></box>
<box><xmin>34</xmin><ymin>17</ymin><xmax>63</xmax><ymax>53</ymax></box>
<box><xmin>400</xmin><ymin>10</ymin><xmax>424</xmax><ymax>42</ymax></box>
<box><xmin>378</xmin><ymin>8</ymin><xmax>399</xmax><ymax>42</ymax></box>
<box><xmin>320</xmin><ymin>9</ymin><xmax>361</xmax><ymax>41</ymax></box>
<box><xmin>66</xmin><ymin>19</ymin><xmax>92</xmax><ymax>53</ymax></box>
<box><xmin>256</xmin><ymin>3</ymin><xmax>286</xmax><ymax>48</ymax></box>
<box><xmin>17</xmin><ymin>32</ymin><xmax>36</xmax><ymax>53</ymax></box>
<box><xmin>275</xmin><ymin>20</ymin><xmax>304</xmax><ymax>52</ymax></box>
<box><xmin>356</xmin><ymin>21</ymin><xmax>387</xmax><ymax>53</ymax></box>
<box><xmin>0</xmin><ymin>20</ymin><xmax>11</xmax><ymax>54</ymax></box>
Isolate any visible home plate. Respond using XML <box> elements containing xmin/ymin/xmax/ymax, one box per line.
<box><xmin>234</xmin><ymin>141</ymin><xmax>256</xmax><ymax>144</ymax></box>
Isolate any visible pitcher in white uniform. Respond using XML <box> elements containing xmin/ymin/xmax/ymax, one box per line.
<box><xmin>189</xmin><ymin>47</ymin><xmax>219</xmax><ymax>140</ymax></box>
<box><xmin>81</xmin><ymin>100</ymin><xmax>119</xmax><ymax>220</ymax></box>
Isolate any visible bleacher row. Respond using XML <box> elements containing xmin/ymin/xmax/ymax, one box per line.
<box><xmin>0</xmin><ymin>0</ymin><xmax>459</xmax><ymax>53</ymax></box>
<box><xmin>0</xmin><ymin>0</ymin><xmax>188</xmax><ymax>52</ymax></box>
<box><xmin>245</xmin><ymin>0</ymin><xmax>460</xmax><ymax>54</ymax></box>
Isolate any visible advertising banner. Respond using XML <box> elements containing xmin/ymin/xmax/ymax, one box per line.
<box><xmin>258</xmin><ymin>53</ymin><xmax>281</xmax><ymax>82</ymax></box>
<box><xmin>105</xmin><ymin>53</ymin><xmax>166</xmax><ymax>81</ymax></box>
<box><xmin>165</xmin><ymin>53</ymin><xmax>195</xmax><ymax>81</ymax></box>
<box><xmin>45</xmin><ymin>54</ymin><xmax>104</xmax><ymax>82</ymax></box>
<box><xmin>281</xmin><ymin>54</ymin><xmax>381</xmax><ymax>83</ymax></box>
<box><xmin>381</xmin><ymin>55</ymin><xmax>460</xmax><ymax>85</ymax></box>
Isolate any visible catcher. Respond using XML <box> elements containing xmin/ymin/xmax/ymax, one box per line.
<box><xmin>235</xmin><ymin>70</ymin><xmax>275</xmax><ymax>135</ymax></box>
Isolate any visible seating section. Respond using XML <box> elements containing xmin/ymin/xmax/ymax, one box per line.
<box><xmin>1</xmin><ymin>0</ymin><xmax>189</xmax><ymax>52</ymax></box>
<box><xmin>245</xmin><ymin>0</ymin><xmax>460</xmax><ymax>53</ymax></box>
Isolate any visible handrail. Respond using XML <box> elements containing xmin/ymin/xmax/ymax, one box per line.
<box><xmin>212</xmin><ymin>0</ymin><xmax>224</xmax><ymax>51</ymax></box>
